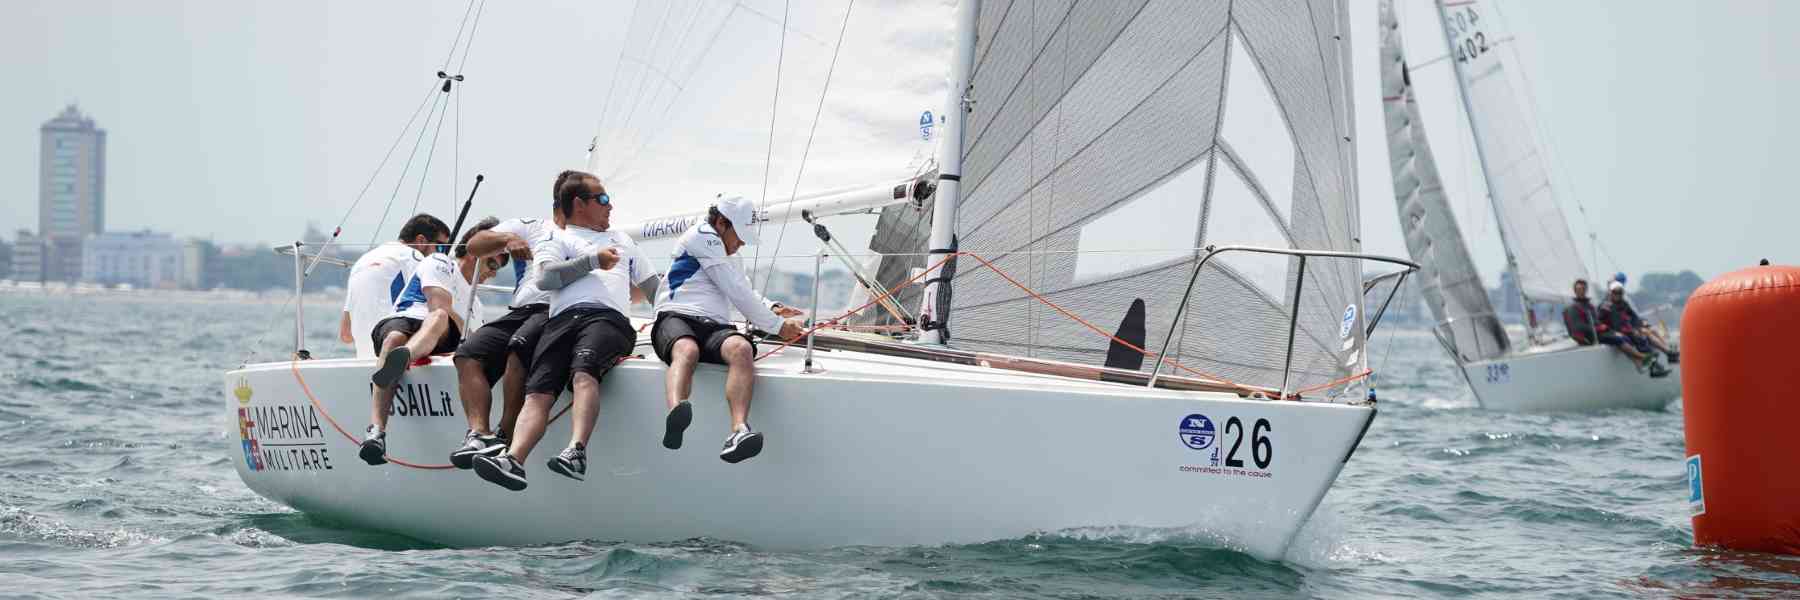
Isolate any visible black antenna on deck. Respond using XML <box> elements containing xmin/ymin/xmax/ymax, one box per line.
<box><xmin>446</xmin><ymin>174</ymin><xmax>484</xmax><ymax>245</ymax></box>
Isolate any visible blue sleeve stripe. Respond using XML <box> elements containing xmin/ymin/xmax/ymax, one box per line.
<box><xmin>388</xmin><ymin>271</ymin><xmax>407</xmax><ymax>302</ymax></box>
<box><xmin>393</xmin><ymin>275</ymin><xmax>427</xmax><ymax>312</ymax></box>
<box><xmin>667</xmin><ymin>253</ymin><xmax>702</xmax><ymax>298</ymax></box>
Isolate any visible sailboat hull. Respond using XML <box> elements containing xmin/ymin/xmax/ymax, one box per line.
<box><xmin>1462</xmin><ymin>345</ymin><xmax>1681</xmax><ymax>412</ymax></box>
<box><xmin>224</xmin><ymin>348</ymin><xmax>1374</xmax><ymax>559</ymax></box>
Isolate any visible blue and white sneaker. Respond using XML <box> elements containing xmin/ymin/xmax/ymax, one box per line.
<box><xmin>719</xmin><ymin>426</ymin><xmax>763</xmax><ymax>464</ymax></box>
<box><xmin>359</xmin><ymin>426</ymin><xmax>387</xmax><ymax>466</ymax></box>
<box><xmin>548</xmin><ymin>444</ymin><xmax>587</xmax><ymax>481</ymax></box>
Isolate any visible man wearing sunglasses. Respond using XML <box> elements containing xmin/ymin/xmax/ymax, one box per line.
<box><xmin>339</xmin><ymin>213</ymin><xmax>450</xmax><ymax>359</ymax></box>
<box><xmin>358</xmin><ymin>217</ymin><xmax>520</xmax><ymax>466</ymax></box>
<box><xmin>446</xmin><ymin>172</ymin><xmax>574</xmax><ymax>469</ymax></box>
<box><xmin>474</xmin><ymin>171</ymin><xmax>660</xmax><ymax>491</ymax></box>
<box><xmin>652</xmin><ymin>195</ymin><xmax>805</xmax><ymax>464</ymax></box>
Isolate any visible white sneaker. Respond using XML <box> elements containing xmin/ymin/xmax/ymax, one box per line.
<box><xmin>719</xmin><ymin>426</ymin><xmax>764</xmax><ymax>464</ymax></box>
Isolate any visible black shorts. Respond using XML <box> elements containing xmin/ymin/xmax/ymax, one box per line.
<box><xmin>370</xmin><ymin>316</ymin><xmax>463</xmax><ymax>356</ymax></box>
<box><xmin>453</xmin><ymin>304</ymin><xmax>550</xmax><ymax>385</ymax></box>
<box><xmin>525</xmin><ymin>306</ymin><xmax>637</xmax><ymax>395</ymax></box>
<box><xmin>651</xmin><ymin>312</ymin><xmax>755</xmax><ymax>366</ymax></box>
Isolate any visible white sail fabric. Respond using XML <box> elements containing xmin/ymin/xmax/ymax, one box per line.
<box><xmin>1434</xmin><ymin>0</ymin><xmax>1585</xmax><ymax>304</ymax></box>
<box><xmin>1380</xmin><ymin>0</ymin><xmax>1508</xmax><ymax>363</ymax></box>
<box><xmin>943</xmin><ymin>0</ymin><xmax>1366</xmax><ymax>394</ymax></box>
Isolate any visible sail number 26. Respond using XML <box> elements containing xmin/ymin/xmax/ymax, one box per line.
<box><xmin>1222</xmin><ymin>417</ymin><xmax>1274</xmax><ymax>470</ymax></box>
<box><xmin>1446</xmin><ymin>6</ymin><xmax>1489</xmax><ymax>65</ymax></box>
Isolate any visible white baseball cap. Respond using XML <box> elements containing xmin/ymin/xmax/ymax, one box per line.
<box><xmin>1607</xmin><ymin>280</ymin><xmax>1625</xmax><ymax>292</ymax></box>
<box><xmin>716</xmin><ymin>195</ymin><xmax>759</xmax><ymax>245</ymax></box>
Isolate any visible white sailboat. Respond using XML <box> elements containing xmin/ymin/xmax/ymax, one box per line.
<box><xmin>1378</xmin><ymin>0</ymin><xmax>1678</xmax><ymax>411</ymax></box>
<box><xmin>225</xmin><ymin>0</ymin><xmax>1415</xmax><ymax>559</ymax></box>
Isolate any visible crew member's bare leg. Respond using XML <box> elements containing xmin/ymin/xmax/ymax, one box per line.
<box><xmin>370</xmin><ymin>332</ymin><xmax>410</xmax><ymax>432</ymax></box>
<box><xmin>404</xmin><ymin>309</ymin><xmax>452</xmax><ymax>358</ymax></box>
<box><xmin>665</xmin><ymin>339</ymin><xmax>700</xmax><ymax>410</ymax></box>
<box><xmin>498</xmin><ymin>354</ymin><xmax>527</xmax><ymax>438</ymax></box>
<box><xmin>568</xmin><ymin>372</ymin><xmax>602</xmax><ymax>450</ymax></box>
<box><xmin>453</xmin><ymin>356</ymin><xmax>494</xmax><ymax>435</ymax></box>
<box><xmin>507</xmin><ymin>392</ymin><xmax>555</xmax><ymax>461</ymax></box>
<box><xmin>720</xmin><ymin>336</ymin><xmax>755</xmax><ymax>432</ymax></box>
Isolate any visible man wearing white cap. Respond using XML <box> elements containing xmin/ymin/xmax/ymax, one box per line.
<box><xmin>1598</xmin><ymin>279</ymin><xmax>1678</xmax><ymax>374</ymax></box>
<box><xmin>651</xmin><ymin>195</ymin><xmax>805</xmax><ymax>464</ymax></box>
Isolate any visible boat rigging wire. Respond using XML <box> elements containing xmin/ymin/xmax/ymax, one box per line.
<box><xmin>244</xmin><ymin>0</ymin><xmax>488</xmax><ymax>364</ymax></box>
<box><xmin>760</xmin><ymin>0</ymin><xmax>858</xmax><ymax>294</ymax></box>
<box><xmin>752</xmin><ymin>0</ymin><xmax>793</xmax><ymax>294</ymax></box>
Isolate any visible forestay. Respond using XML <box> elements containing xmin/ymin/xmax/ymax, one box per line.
<box><xmin>1380</xmin><ymin>0</ymin><xmax>1508</xmax><ymax>363</ymax></box>
<box><xmin>1434</xmin><ymin>0</ymin><xmax>1585</xmax><ymax>305</ymax></box>
<box><xmin>941</xmin><ymin>0</ymin><xmax>1367</xmax><ymax>395</ymax></box>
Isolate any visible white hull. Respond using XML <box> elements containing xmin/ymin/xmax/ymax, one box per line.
<box><xmin>1461</xmin><ymin>345</ymin><xmax>1680</xmax><ymax>412</ymax></box>
<box><xmin>225</xmin><ymin>345</ymin><xmax>1375</xmax><ymax>559</ymax></box>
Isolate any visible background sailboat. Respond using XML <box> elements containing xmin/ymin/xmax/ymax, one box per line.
<box><xmin>1378</xmin><ymin>0</ymin><xmax>1679</xmax><ymax>411</ymax></box>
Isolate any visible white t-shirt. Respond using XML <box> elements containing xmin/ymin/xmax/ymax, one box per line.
<box><xmin>343</xmin><ymin>242</ymin><xmax>423</xmax><ymax>358</ymax></box>
<box><xmin>387</xmin><ymin>254</ymin><xmax>483</xmax><ymax>333</ymax></box>
<box><xmin>491</xmin><ymin>217</ymin><xmax>555</xmax><ymax>308</ymax></box>
<box><xmin>654</xmin><ymin>223</ymin><xmax>783</xmax><ymax>331</ymax></box>
<box><xmin>531</xmin><ymin>225</ymin><xmax>654</xmax><ymax>318</ymax></box>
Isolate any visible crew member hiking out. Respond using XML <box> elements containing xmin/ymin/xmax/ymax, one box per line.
<box><xmin>1586</xmin><ymin>279</ymin><xmax>1671</xmax><ymax>378</ymax></box>
<box><xmin>652</xmin><ymin>195</ymin><xmax>805</xmax><ymax>463</ymax></box>
<box><xmin>472</xmin><ymin>171</ymin><xmax>659</xmax><ymax>491</ymax></box>
<box><xmin>359</xmin><ymin>217</ymin><xmax>513</xmax><ymax>465</ymax></box>
<box><xmin>446</xmin><ymin>173</ymin><xmax>574</xmax><ymax>469</ymax></box>
<box><xmin>340</xmin><ymin>214</ymin><xmax>449</xmax><ymax>358</ymax></box>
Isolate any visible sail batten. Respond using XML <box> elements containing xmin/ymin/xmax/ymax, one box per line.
<box><xmin>941</xmin><ymin>0</ymin><xmax>1368</xmax><ymax>395</ymax></box>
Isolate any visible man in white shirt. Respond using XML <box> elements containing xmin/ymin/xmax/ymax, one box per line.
<box><xmin>652</xmin><ymin>195</ymin><xmax>804</xmax><ymax>464</ymax></box>
<box><xmin>339</xmin><ymin>214</ymin><xmax>450</xmax><ymax>358</ymax></box>
<box><xmin>446</xmin><ymin>176</ymin><xmax>572</xmax><ymax>469</ymax></box>
<box><xmin>358</xmin><ymin>217</ymin><xmax>517</xmax><ymax>466</ymax></box>
<box><xmin>473</xmin><ymin>171</ymin><xmax>659</xmax><ymax>491</ymax></box>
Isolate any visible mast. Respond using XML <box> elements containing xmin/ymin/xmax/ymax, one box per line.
<box><xmin>920</xmin><ymin>0</ymin><xmax>980</xmax><ymax>345</ymax></box>
<box><xmin>1432</xmin><ymin>0</ymin><xmax>1534</xmax><ymax>345</ymax></box>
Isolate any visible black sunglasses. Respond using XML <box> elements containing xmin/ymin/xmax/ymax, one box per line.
<box><xmin>581</xmin><ymin>192</ymin><xmax>611</xmax><ymax>206</ymax></box>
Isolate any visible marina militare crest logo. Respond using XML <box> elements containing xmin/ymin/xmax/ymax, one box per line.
<box><xmin>235</xmin><ymin>377</ymin><xmax>265</xmax><ymax>471</ymax></box>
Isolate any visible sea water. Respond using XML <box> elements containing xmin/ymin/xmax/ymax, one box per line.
<box><xmin>2</xmin><ymin>293</ymin><xmax>1796</xmax><ymax>598</ymax></box>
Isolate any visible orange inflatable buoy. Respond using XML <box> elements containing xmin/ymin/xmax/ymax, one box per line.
<box><xmin>1682</xmin><ymin>264</ymin><xmax>1800</xmax><ymax>554</ymax></box>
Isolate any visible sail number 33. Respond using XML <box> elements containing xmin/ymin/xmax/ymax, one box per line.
<box><xmin>1484</xmin><ymin>363</ymin><xmax>1511</xmax><ymax>384</ymax></box>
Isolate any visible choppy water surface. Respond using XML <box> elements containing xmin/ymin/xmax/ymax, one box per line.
<box><xmin>2</xmin><ymin>293</ymin><xmax>1797</xmax><ymax>598</ymax></box>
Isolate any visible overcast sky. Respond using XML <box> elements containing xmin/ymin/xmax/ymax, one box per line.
<box><xmin>3</xmin><ymin>0</ymin><xmax>1793</xmax><ymax>283</ymax></box>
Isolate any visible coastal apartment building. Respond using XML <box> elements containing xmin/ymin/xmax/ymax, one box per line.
<box><xmin>40</xmin><ymin>104</ymin><xmax>106</xmax><ymax>282</ymax></box>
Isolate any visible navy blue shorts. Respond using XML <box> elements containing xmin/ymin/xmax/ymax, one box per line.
<box><xmin>1597</xmin><ymin>332</ymin><xmax>1651</xmax><ymax>353</ymax></box>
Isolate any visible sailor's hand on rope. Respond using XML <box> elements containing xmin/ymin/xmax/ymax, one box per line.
<box><xmin>778</xmin><ymin>318</ymin><xmax>806</xmax><ymax>340</ymax></box>
<box><xmin>772</xmin><ymin>303</ymin><xmax>804</xmax><ymax>318</ymax></box>
<box><xmin>595</xmin><ymin>247</ymin><xmax>621</xmax><ymax>270</ymax></box>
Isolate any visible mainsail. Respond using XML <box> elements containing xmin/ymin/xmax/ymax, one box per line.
<box><xmin>938</xmin><ymin>0</ymin><xmax>1367</xmax><ymax>393</ymax></box>
<box><xmin>1433</xmin><ymin>0</ymin><xmax>1586</xmax><ymax>305</ymax></box>
<box><xmin>1380</xmin><ymin>0</ymin><xmax>1508</xmax><ymax>362</ymax></box>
